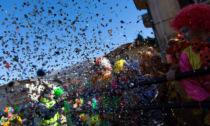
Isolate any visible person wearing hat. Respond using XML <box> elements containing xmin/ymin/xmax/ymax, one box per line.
<box><xmin>54</xmin><ymin>87</ymin><xmax>73</xmax><ymax>126</ymax></box>
<box><xmin>87</xmin><ymin>57</ymin><xmax>114</xmax><ymax>124</ymax></box>
<box><xmin>169</xmin><ymin>3</ymin><xmax>210</xmax><ymax>125</ymax></box>
<box><xmin>35</xmin><ymin>84</ymin><xmax>63</xmax><ymax>126</ymax></box>
<box><xmin>169</xmin><ymin>3</ymin><xmax>210</xmax><ymax>102</ymax></box>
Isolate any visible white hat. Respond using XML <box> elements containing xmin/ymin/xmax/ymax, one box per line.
<box><xmin>96</xmin><ymin>57</ymin><xmax>111</xmax><ymax>71</ymax></box>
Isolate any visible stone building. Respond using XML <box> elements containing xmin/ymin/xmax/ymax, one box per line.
<box><xmin>133</xmin><ymin>0</ymin><xmax>210</xmax><ymax>61</ymax></box>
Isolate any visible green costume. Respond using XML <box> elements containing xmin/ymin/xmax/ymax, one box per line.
<box><xmin>38</xmin><ymin>98</ymin><xmax>60</xmax><ymax>126</ymax></box>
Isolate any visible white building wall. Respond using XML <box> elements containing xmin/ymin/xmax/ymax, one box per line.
<box><xmin>0</xmin><ymin>80</ymin><xmax>62</xmax><ymax>110</ymax></box>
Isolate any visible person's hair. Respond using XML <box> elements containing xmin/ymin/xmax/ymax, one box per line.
<box><xmin>171</xmin><ymin>3</ymin><xmax>210</xmax><ymax>33</ymax></box>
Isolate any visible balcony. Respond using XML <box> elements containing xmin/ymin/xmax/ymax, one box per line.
<box><xmin>133</xmin><ymin>0</ymin><xmax>147</xmax><ymax>10</ymax></box>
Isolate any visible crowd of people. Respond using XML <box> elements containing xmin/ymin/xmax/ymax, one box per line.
<box><xmin>0</xmin><ymin>3</ymin><xmax>209</xmax><ymax>126</ymax></box>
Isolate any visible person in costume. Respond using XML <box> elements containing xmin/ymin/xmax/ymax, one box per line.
<box><xmin>170</xmin><ymin>3</ymin><xmax>210</xmax><ymax>125</ymax></box>
<box><xmin>138</xmin><ymin>48</ymin><xmax>171</xmax><ymax>104</ymax></box>
<box><xmin>25</xmin><ymin>103</ymin><xmax>36</xmax><ymax>125</ymax></box>
<box><xmin>164</xmin><ymin>35</ymin><xmax>193</xmax><ymax>125</ymax></box>
<box><xmin>89</xmin><ymin>57</ymin><xmax>113</xmax><ymax>109</ymax></box>
<box><xmin>165</xmin><ymin>35</ymin><xmax>190</xmax><ymax>82</ymax></box>
<box><xmin>170</xmin><ymin>3</ymin><xmax>210</xmax><ymax>101</ymax></box>
<box><xmin>90</xmin><ymin>57</ymin><xmax>113</xmax><ymax>90</ymax></box>
<box><xmin>73</xmin><ymin>96</ymin><xmax>102</xmax><ymax>126</ymax></box>
<box><xmin>166</xmin><ymin>35</ymin><xmax>189</xmax><ymax>68</ymax></box>
<box><xmin>54</xmin><ymin>87</ymin><xmax>74</xmax><ymax>126</ymax></box>
<box><xmin>0</xmin><ymin>106</ymin><xmax>23</xmax><ymax>126</ymax></box>
<box><xmin>138</xmin><ymin>50</ymin><xmax>154</xmax><ymax>77</ymax></box>
<box><xmin>35</xmin><ymin>84</ymin><xmax>63</xmax><ymax>126</ymax></box>
<box><xmin>113</xmin><ymin>59</ymin><xmax>127</xmax><ymax>90</ymax></box>
<box><xmin>88</xmin><ymin>57</ymin><xmax>114</xmax><ymax>124</ymax></box>
<box><xmin>138</xmin><ymin>47</ymin><xmax>171</xmax><ymax>79</ymax></box>
<box><xmin>119</xmin><ymin>60</ymin><xmax>164</xmax><ymax>126</ymax></box>
<box><xmin>17</xmin><ymin>105</ymin><xmax>26</xmax><ymax>119</ymax></box>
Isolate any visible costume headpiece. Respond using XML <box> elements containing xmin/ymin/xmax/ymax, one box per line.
<box><xmin>114</xmin><ymin>59</ymin><xmax>126</xmax><ymax>73</ymax></box>
<box><xmin>171</xmin><ymin>3</ymin><xmax>210</xmax><ymax>32</ymax></box>
<box><xmin>54</xmin><ymin>87</ymin><xmax>64</xmax><ymax>98</ymax></box>
<box><xmin>95</xmin><ymin>57</ymin><xmax>111</xmax><ymax>71</ymax></box>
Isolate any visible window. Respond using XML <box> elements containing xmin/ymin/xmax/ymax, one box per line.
<box><xmin>178</xmin><ymin>0</ymin><xmax>194</xmax><ymax>8</ymax></box>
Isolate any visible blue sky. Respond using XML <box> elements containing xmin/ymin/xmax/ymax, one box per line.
<box><xmin>0</xmin><ymin>0</ymin><xmax>154</xmax><ymax>85</ymax></box>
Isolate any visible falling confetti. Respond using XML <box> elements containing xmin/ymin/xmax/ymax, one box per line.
<box><xmin>5</xmin><ymin>63</ymin><xmax>10</xmax><ymax>69</ymax></box>
<box><xmin>108</xmin><ymin>30</ymin><xmax>112</xmax><ymax>35</ymax></box>
<box><xmin>0</xmin><ymin>2</ymin><xmax>155</xmax><ymax>123</ymax></box>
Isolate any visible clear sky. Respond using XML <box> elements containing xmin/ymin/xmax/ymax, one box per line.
<box><xmin>0</xmin><ymin>0</ymin><xmax>154</xmax><ymax>85</ymax></box>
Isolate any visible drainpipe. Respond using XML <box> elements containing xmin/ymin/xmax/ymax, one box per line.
<box><xmin>153</xmin><ymin>0</ymin><xmax>168</xmax><ymax>43</ymax></box>
<box><xmin>153</xmin><ymin>0</ymin><xmax>168</xmax><ymax>62</ymax></box>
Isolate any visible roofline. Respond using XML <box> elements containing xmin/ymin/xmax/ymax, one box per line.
<box><xmin>0</xmin><ymin>79</ymin><xmax>37</xmax><ymax>89</ymax></box>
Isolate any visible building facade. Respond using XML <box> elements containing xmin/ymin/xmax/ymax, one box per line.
<box><xmin>133</xmin><ymin>0</ymin><xmax>210</xmax><ymax>60</ymax></box>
